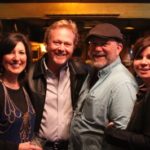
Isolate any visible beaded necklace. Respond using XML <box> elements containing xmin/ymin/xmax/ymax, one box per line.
<box><xmin>0</xmin><ymin>81</ymin><xmax>35</xmax><ymax>142</ymax></box>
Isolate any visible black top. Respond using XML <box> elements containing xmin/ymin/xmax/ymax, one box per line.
<box><xmin>0</xmin><ymin>83</ymin><xmax>35</xmax><ymax>150</ymax></box>
<box><xmin>105</xmin><ymin>85</ymin><xmax>150</xmax><ymax>150</ymax></box>
<box><xmin>0</xmin><ymin>84</ymin><xmax>27</xmax><ymax>113</ymax></box>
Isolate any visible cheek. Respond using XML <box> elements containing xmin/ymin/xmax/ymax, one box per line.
<box><xmin>68</xmin><ymin>47</ymin><xmax>74</xmax><ymax>55</ymax></box>
<box><xmin>113</xmin><ymin>48</ymin><xmax>120</xmax><ymax>56</ymax></box>
<box><xmin>22</xmin><ymin>56</ymin><xmax>27</xmax><ymax>64</ymax></box>
<box><xmin>46</xmin><ymin>44</ymin><xmax>53</xmax><ymax>52</ymax></box>
<box><xmin>133</xmin><ymin>61</ymin><xmax>138</xmax><ymax>69</ymax></box>
<box><xmin>133</xmin><ymin>61</ymin><xmax>140</xmax><ymax>74</ymax></box>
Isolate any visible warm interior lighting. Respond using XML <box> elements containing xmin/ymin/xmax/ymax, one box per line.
<box><xmin>124</xmin><ymin>20</ymin><xmax>135</xmax><ymax>30</ymax></box>
<box><xmin>40</xmin><ymin>43</ymin><xmax>47</xmax><ymax>53</ymax></box>
<box><xmin>45</xmin><ymin>14</ymin><xmax>120</xmax><ymax>19</ymax></box>
<box><xmin>31</xmin><ymin>42</ymin><xmax>47</xmax><ymax>61</ymax></box>
<box><xmin>83</xmin><ymin>26</ymin><xmax>93</xmax><ymax>29</ymax></box>
<box><xmin>124</xmin><ymin>26</ymin><xmax>135</xmax><ymax>30</ymax></box>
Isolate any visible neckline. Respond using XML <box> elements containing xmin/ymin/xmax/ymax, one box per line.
<box><xmin>0</xmin><ymin>78</ymin><xmax>20</xmax><ymax>90</ymax></box>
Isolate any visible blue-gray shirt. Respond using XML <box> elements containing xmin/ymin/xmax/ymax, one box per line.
<box><xmin>69</xmin><ymin>57</ymin><xmax>138</xmax><ymax>150</ymax></box>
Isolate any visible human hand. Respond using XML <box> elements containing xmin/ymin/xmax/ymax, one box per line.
<box><xmin>107</xmin><ymin>122</ymin><xmax>115</xmax><ymax>128</ymax></box>
<box><xmin>18</xmin><ymin>142</ymin><xmax>43</xmax><ymax>150</ymax></box>
<box><xmin>30</xmin><ymin>133</ymin><xmax>46</xmax><ymax>148</ymax></box>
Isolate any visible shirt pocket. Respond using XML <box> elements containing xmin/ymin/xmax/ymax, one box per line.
<box><xmin>81</xmin><ymin>95</ymin><xmax>100</xmax><ymax>123</ymax></box>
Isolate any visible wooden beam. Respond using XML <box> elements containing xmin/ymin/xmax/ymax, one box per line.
<box><xmin>0</xmin><ymin>3</ymin><xmax>150</xmax><ymax>19</ymax></box>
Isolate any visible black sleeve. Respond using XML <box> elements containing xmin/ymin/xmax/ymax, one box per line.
<box><xmin>105</xmin><ymin>126</ymin><xmax>150</xmax><ymax>149</ymax></box>
<box><xmin>0</xmin><ymin>140</ymin><xmax>19</xmax><ymax>150</ymax></box>
<box><xmin>105</xmin><ymin>93</ymin><xmax>150</xmax><ymax>149</ymax></box>
<box><xmin>0</xmin><ymin>83</ymin><xmax>4</xmax><ymax>113</ymax></box>
<box><xmin>0</xmin><ymin>84</ymin><xmax>19</xmax><ymax>150</ymax></box>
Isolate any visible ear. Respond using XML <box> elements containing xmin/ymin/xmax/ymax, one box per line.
<box><xmin>117</xmin><ymin>43</ymin><xmax>123</xmax><ymax>55</ymax></box>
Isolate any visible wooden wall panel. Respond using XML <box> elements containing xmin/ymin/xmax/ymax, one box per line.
<box><xmin>0</xmin><ymin>0</ymin><xmax>149</xmax><ymax>3</ymax></box>
<box><xmin>0</xmin><ymin>3</ymin><xmax>150</xmax><ymax>19</ymax></box>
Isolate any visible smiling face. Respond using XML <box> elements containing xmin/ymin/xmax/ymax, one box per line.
<box><xmin>88</xmin><ymin>38</ymin><xmax>123</xmax><ymax>69</ymax></box>
<box><xmin>46</xmin><ymin>27</ymin><xmax>75</xmax><ymax>69</ymax></box>
<box><xmin>2</xmin><ymin>42</ymin><xmax>27</xmax><ymax>78</ymax></box>
<box><xmin>133</xmin><ymin>46</ymin><xmax>150</xmax><ymax>82</ymax></box>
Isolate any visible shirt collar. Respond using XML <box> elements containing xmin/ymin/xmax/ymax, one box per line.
<box><xmin>97</xmin><ymin>57</ymin><xmax>121</xmax><ymax>78</ymax></box>
<box><xmin>43</xmin><ymin>58</ymin><xmax>69</xmax><ymax>76</ymax></box>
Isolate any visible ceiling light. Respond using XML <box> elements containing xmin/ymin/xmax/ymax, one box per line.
<box><xmin>124</xmin><ymin>26</ymin><xmax>135</xmax><ymax>30</ymax></box>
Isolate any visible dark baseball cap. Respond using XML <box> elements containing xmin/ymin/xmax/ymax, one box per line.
<box><xmin>86</xmin><ymin>23</ymin><xmax>123</xmax><ymax>42</ymax></box>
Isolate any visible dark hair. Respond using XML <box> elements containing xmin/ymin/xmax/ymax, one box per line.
<box><xmin>0</xmin><ymin>32</ymin><xmax>32</xmax><ymax>82</ymax></box>
<box><xmin>133</xmin><ymin>35</ymin><xmax>150</xmax><ymax>59</ymax></box>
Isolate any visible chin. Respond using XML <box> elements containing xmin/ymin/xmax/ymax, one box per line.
<box><xmin>93</xmin><ymin>62</ymin><xmax>106</xmax><ymax>69</ymax></box>
<box><xmin>140</xmin><ymin>75</ymin><xmax>150</xmax><ymax>79</ymax></box>
<box><xmin>9</xmin><ymin>69</ymin><xmax>24</xmax><ymax>74</ymax></box>
<box><xmin>55</xmin><ymin>60</ymin><xmax>67</xmax><ymax>66</ymax></box>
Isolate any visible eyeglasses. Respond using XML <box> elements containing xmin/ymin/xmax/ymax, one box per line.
<box><xmin>87</xmin><ymin>37</ymin><xmax>110</xmax><ymax>47</ymax></box>
<box><xmin>87</xmin><ymin>37</ymin><xmax>118</xmax><ymax>47</ymax></box>
<box><xmin>88</xmin><ymin>40</ymin><xmax>108</xmax><ymax>47</ymax></box>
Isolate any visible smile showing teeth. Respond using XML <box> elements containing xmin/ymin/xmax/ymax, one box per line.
<box><xmin>56</xmin><ymin>53</ymin><xmax>66</xmax><ymax>56</ymax></box>
<box><xmin>140</xmin><ymin>69</ymin><xmax>150</xmax><ymax>72</ymax></box>
<box><xmin>93</xmin><ymin>54</ymin><xmax>105</xmax><ymax>58</ymax></box>
<box><xmin>93</xmin><ymin>51</ymin><xmax>105</xmax><ymax>57</ymax></box>
<box><xmin>54</xmin><ymin>52</ymin><xmax>66</xmax><ymax>56</ymax></box>
<box><xmin>139</xmin><ymin>67</ymin><xmax>150</xmax><ymax>71</ymax></box>
<box><xmin>11</xmin><ymin>63</ymin><xmax>20</xmax><ymax>68</ymax></box>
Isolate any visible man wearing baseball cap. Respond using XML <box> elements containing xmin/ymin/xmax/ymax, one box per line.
<box><xmin>69</xmin><ymin>23</ymin><xmax>138</xmax><ymax>150</ymax></box>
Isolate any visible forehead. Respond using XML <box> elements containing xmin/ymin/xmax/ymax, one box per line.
<box><xmin>14</xmin><ymin>41</ymin><xmax>25</xmax><ymax>49</ymax></box>
<box><xmin>134</xmin><ymin>46</ymin><xmax>150</xmax><ymax>59</ymax></box>
<box><xmin>142</xmin><ymin>46</ymin><xmax>150</xmax><ymax>53</ymax></box>
<box><xmin>141</xmin><ymin>46</ymin><xmax>150</xmax><ymax>55</ymax></box>
<box><xmin>50</xmin><ymin>27</ymin><xmax>75</xmax><ymax>38</ymax></box>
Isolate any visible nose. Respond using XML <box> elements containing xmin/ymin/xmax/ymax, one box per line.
<box><xmin>58</xmin><ymin>43</ymin><xmax>65</xmax><ymax>51</ymax></box>
<box><xmin>12</xmin><ymin>52</ymin><xmax>20</xmax><ymax>60</ymax></box>
<box><xmin>95</xmin><ymin>45</ymin><xmax>104</xmax><ymax>51</ymax></box>
<box><xmin>141</xmin><ymin>57</ymin><xmax>148</xmax><ymax>65</ymax></box>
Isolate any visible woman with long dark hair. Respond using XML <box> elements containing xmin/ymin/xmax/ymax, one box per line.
<box><xmin>0</xmin><ymin>32</ymin><xmax>42</xmax><ymax>150</ymax></box>
<box><xmin>105</xmin><ymin>35</ymin><xmax>150</xmax><ymax>150</ymax></box>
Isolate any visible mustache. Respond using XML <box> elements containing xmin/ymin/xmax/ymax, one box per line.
<box><xmin>55</xmin><ymin>50</ymin><xmax>67</xmax><ymax>56</ymax></box>
<box><xmin>92</xmin><ymin>51</ymin><xmax>105</xmax><ymax>57</ymax></box>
